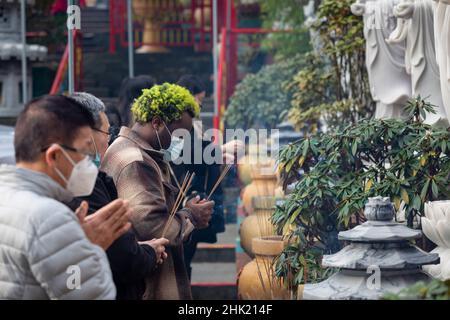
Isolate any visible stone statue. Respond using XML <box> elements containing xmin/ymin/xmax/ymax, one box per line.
<box><xmin>351</xmin><ymin>0</ymin><xmax>412</xmax><ymax>119</ymax></box>
<box><xmin>387</xmin><ymin>0</ymin><xmax>449</xmax><ymax>126</ymax></box>
<box><xmin>433</xmin><ymin>0</ymin><xmax>450</xmax><ymax>125</ymax></box>
<box><xmin>422</xmin><ymin>201</ymin><xmax>450</xmax><ymax>281</ymax></box>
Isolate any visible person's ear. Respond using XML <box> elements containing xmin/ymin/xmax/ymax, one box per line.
<box><xmin>44</xmin><ymin>144</ymin><xmax>61</xmax><ymax>168</ymax></box>
<box><xmin>151</xmin><ymin>117</ymin><xmax>162</xmax><ymax>130</ymax></box>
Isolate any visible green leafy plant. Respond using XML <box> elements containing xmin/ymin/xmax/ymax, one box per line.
<box><xmin>273</xmin><ymin>97</ymin><xmax>450</xmax><ymax>287</ymax></box>
<box><xmin>131</xmin><ymin>83</ymin><xmax>200</xmax><ymax>123</ymax></box>
<box><xmin>274</xmin><ymin>228</ymin><xmax>337</xmax><ymax>290</ymax></box>
<box><xmin>383</xmin><ymin>280</ymin><xmax>450</xmax><ymax>300</ymax></box>
<box><xmin>255</xmin><ymin>0</ymin><xmax>312</xmax><ymax>59</ymax></box>
<box><xmin>225</xmin><ymin>56</ymin><xmax>306</xmax><ymax>129</ymax></box>
<box><xmin>287</xmin><ymin>0</ymin><xmax>374</xmax><ymax>131</ymax></box>
<box><xmin>227</xmin><ymin>0</ymin><xmax>371</xmax><ymax>132</ymax></box>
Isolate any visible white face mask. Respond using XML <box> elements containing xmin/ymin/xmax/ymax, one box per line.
<box><xmin>155</xmin><ymin>122</ymin><xmax>185</xmax><ymax>162</ymax></box>
<box><xmin>166</xmin><ymin>136</ymin><xmax>184</xmax><ymax>162</ymax></box>
<box><xmin>53</xmin><ymin>146</ymin><xmax>99</xmax><ymax>197</ymax></box>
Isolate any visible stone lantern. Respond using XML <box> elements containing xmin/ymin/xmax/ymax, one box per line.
<box><xmin>0</xmin><ymin>0</ymin><xmax>46</xmax><ymax>118</ymax></box>
<box><xmin>303</xmin><ymin>197</ymin><xmax>440</xmax><ymax>300</ymax></box>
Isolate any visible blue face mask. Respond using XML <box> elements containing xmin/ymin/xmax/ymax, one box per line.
<box><xmin>93</xmin><ymin>153</ymin><xmax>101</xmax><ymax>168</ymax></box>
<box><xmin>91</xmin><ymin>136</ymin><xmax>101</xmax><ymax>168</ymax></box>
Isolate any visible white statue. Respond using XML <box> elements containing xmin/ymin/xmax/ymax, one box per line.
<box><xmin>422</xmin><ymin>201</ymin><xmax>450</xmax><ymax>280</ymax></box>
<box><xmin>387</xmin><ymin>0</ymin><xmax>449</xmax><ymax>126</ymax></box>
<box><xmin>433</xmin><ymin>0</ymin><xmax>450</xmax><ymax>125</ymax></box>
<box><xmin>351</xmin><ymin>0</ymin><xmax>412</xmax><ymax>119</ymax></box>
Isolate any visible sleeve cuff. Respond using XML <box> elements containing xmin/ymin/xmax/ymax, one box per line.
<box><xmin>179</xmin><ymin>207</ymin><xmax>198</xmax><ymax>228</ymax></box>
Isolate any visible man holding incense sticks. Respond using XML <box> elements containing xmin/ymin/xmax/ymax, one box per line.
<box><xmin>175</xmin><ymin>75</ymin><xmax>226</xmax><ymax>281</ymax></box>
<box><xmin>102</xmin><ymin>83</ymin><xmax>215</xmax><ymax>300</ymax></box>
<box><xmin>68</xmin><ymin>92</ymin><xmax>169</xmax><ymax>300</ymax></box>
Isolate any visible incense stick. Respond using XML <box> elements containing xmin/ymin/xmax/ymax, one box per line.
<box><xmin>206</xmin><ymin>164</ymin><xmax>233</xmax><ymax>201</ymax></box>
<box><xmin>161</xmin><ymin>172</ymin><xmax>195</xmax><ymax>238</ymax></box>
<box><xmin>161</xmin><ymin>177</ymin><xmax>190</xmax><ymax>238</ymax></box>
<box><xmin>168</xmin><ymin>163</ymin><xmax>181</xmax><ymax>190</ymax></box>
<box><xmin>161</xmin><ymin>173</ymin><xmax>189</xmax><ymax>238</ymax></box>
<box><xmin>211</xmin><ymin>164</ymin><xmax>232</xmax><ymax>196</ymax></box>
<box><xmin>162</xmin><ymin>172</ymin><xmax>195</xmax><ymax>238</ymax></box>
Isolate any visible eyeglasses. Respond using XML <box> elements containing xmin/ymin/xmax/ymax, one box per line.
<box><xmin>41</xmin><ymin>144</ymin><xmax>96</xmax><ymax>161</ymax></box>
<box><xmin>93</xmin><ymin>127</ymin><xmax>111</xmax><ymax>137</ymax></box>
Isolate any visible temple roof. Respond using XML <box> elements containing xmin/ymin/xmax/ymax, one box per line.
<box><xmin>0</xmin><ymin>42</ymin><xmax>47</xmax><ymax>61</ymax></box>
<box><xmin>0</xmin><ymin>1</ymin><xmax>35</xmax><ymax>5</ymax></box>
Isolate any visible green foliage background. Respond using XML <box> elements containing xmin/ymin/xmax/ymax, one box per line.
<box><xmin>226</xmin><ymin>0</ymin><xmax>374</xmax><ymax>132</ymax></box>
<box><xmin>256</xmin><ymin>0</ymin><xmax>312</xmax><ymax>59</ymax></box>
<box><xmin>287</xmin><ymin>0</ymin><xmax>374</xmax><ymax>131</ymax></box>
<box><xmin>225</xmin><ymin>56</ymin><xmax>306</xmax><ymax>129</ymax></box>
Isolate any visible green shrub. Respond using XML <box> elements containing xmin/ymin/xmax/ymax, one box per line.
<box><xmin>225</xmin><ymin>56</ymin><xmax>306</xmax><ymax>129</ymax></box>
<box><xmin>273</xmin><ymin>97</ymin><xmax>450</xmax><ymax>287</ymax></box>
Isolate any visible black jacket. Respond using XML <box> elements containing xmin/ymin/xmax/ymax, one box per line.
<box><xmin>172</xmin><ymin>131</ymin><xmax>225</xmax><ymax>244</ymax></box>
<box><xmin>71</xmin><ymin>171</ymin><xmax>157</xmax><ymax>300</ymax></box>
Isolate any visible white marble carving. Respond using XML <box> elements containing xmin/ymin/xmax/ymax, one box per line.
<box><xmin>323</xmin><ymin>242</ymin><xmax>439</xmax><ymax>269</ymax></box>
<box><xmin>304</xmin><ymin>271</ymin><xmax>431</xmax><ymax>300</ymax></box>
<box><xmin>433</xmin><ymin>0</ymin><xmax>450</xmax><ymax>124</ymax></box>
<box><xmin>351</xmin><ymin>0</ymin><xmax>412</xmax><ymax>119</ymax></box>
<box><xmin>422</xmin><ymin>201</ymin><xmax>450</xmax><ymax>280</ymax></box>
<box><xmin>387</xmin><ymin>0</ymin><xmax>449</xmax><ymax>126</ymax></box>
<box><xmin>339</xmin><ymin>220</ymin><xmax>422</xmax><ymax>242</ymax></box>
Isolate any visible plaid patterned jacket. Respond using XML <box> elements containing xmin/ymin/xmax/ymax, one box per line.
<box><xmin>102</xmin><ymin>127</ymin><xmax>194</xmax><ymax>300</ymax></box>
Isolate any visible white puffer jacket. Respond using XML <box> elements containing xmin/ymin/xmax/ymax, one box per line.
<box><xmin>0</xmin><ymin>165</ymin><xmax>116</xmax><ymax>299</ymax></box>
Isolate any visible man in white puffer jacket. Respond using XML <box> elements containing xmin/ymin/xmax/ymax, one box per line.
<box><xmin>0</xmin><ymin>95</ymin><xmax>129</xmax><ymax>299</ymax></box>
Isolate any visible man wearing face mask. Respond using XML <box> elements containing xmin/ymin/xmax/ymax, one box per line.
<box><xmin>175</xmin><ymin>75</ymin><xmax>226</xmax><ymax>280</ymax></box>
<box><xmin>102</xmin><ymin>83</ymin><xmax>215</xmax><ymax>300</ymax></box>
<box><xmin>69</xmin><ymin>92</ymin><xmax>169</xmax><ymax>300</ymax></box>
<box><xmin>0</xmin><ymin>95</ymin><xmax>129</xmax><ymax>299</ymax></box>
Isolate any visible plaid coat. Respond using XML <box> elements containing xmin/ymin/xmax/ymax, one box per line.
<box><xmin>102</xmin><ymin>127</ymin><xmax>194</xmax><ymax>300</ymax></box>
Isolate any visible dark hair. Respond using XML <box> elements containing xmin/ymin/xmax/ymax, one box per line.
<box><xmin>14</xmin><ymin>95</ymin><xmax>95</xmax><ymax>162</ymax></box>
<box><xmin>177</xmin><ymin>75</ymin><xmax>205</xmax><ymax>96</ymax></box>
<box><xmin>118</xmin><ymin>75</ymin><xmax>156</xmax><ymax>126</ymax></box>
<box><xmin>105</xmin><ymin>103</ymin><xmax>122</xmax><ymax>128</ymax></box>
<box><xmin>105</xmin><ymin>104</ymin><xmax>122</xmax><ymax>145</ymax></box>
